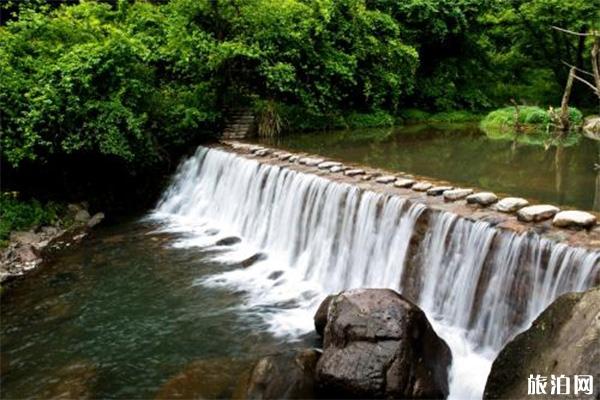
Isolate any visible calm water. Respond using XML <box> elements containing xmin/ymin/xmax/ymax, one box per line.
<box><xmin>256</xmin><ymin>123</ymin><xmax>599</xmax><ymax>211</ymax></box>
<box><xmin>0</xmin><ymin>220</ymin><xmax>315</xmax><ymax>399</ymax></box>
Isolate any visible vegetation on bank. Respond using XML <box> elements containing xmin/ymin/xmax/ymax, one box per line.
<box><xmin>0</xmin><ymin>193</ymin><xmax>65</xmax><ymax>245</ymax></box>
<box><xmin>0</xmin><ymin>0</ymin><xmax>598</xmax><ymax>231</ymax></box>
<box><xmin>480</xmin><ymin>106</ymin><xmax>584</xmax><ymax>146</ymax></box>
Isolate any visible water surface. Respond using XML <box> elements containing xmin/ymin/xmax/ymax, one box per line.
<box><xmin>255</xmin><ymin>123</ymin><xmax>599</xmax><ymax>210</ymax></box>
<box><xmin>0</xmin><ymin>220</ymin><xmax>314</xmax><ymax>399</ymax></box>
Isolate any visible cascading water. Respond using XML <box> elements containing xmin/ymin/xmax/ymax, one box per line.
<box><xmin>153</xmin><ymin>146</ymin><xmax>600</xmax><ymax>399</ymax></box>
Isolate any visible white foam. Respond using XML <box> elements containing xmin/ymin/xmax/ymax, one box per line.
<box><xmin>151</xmin><ymin>147</ymin><xmax>600</xmax><ymax>399</ymax></box>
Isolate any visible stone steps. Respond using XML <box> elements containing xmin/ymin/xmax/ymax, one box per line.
<box><xmin>222</xmin><ymin>108</ymin><xmax>255</xmax><ymax>139</ymax></box>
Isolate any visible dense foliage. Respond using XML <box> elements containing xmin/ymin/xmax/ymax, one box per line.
<box><xmin>1</xmin><ymin>0</ymin><xmax>599</xmax><ymax>210</ymax></box>
<box><xmin>0</xmin><ymin>192</ymin><xmax>64</xmax><ymax>243</ymax></box>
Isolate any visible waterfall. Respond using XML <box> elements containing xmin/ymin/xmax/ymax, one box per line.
<box><xmin>154</xmin><ymin>147</ymin><xmax>600</xmax><ymax>399</ymax></box>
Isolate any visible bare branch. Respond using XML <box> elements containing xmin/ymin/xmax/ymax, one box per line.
<box><xmin>561</xmin><ymin>60</ymin><xmax>595</xmax><ymax>77</ymax></box>
<box><xmin>572</xmin><ymin>72</ymin><xmax>600</xmax><ymax>94</ymax></box>
<box><xmin>551</xmin><ymin>26</ymin><xmax>597</xmax><ymax>37</ymax></box>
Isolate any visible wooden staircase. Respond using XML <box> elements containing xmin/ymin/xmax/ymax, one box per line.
<box><xmin>222</xmin><ymin>108</ymin><xmax>256</xmax><ymax>139</ymax></box>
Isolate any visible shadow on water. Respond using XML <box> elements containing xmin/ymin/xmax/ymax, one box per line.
<box><xmin>0</xmin><ymin>220</ymin><xmax>316</xmax><ymax>399</ymax></box>
<box><xmin>256</xmin><ymin>123</ymin><xmax>599</xmax><ymax>211</ymax></box>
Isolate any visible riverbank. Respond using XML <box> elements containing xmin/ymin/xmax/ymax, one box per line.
<box><xmin>0</xmin><ymin>202</ymin><xmax>104</xmax><ymax>286</ymax></box>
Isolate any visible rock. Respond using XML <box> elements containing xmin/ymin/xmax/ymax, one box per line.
<box><xmin>583</xmin><ymin>116</ymin><xmax>600</xmax><ymax>140</ymax></box>
<box><xmin>216</xmin><ymin>236</ymin><xmax>241</xmax><ymax>246</ymax></box>
<box><xmin>237</xmin><ymin>349</ymin><xmax>320</xmax><ymax>399</ymax></box>
<box><xmin>412</xmin><ymin>182</ymin><xmax>433</xmax><ymax>192</ymax></box>
<box><xmin>393</xmin><ymin>178</ymin><xmax>416</xmax><ymax>188</ymax></box>
<box><xmin>157</xmin><ymin>358</ymin><xmax>252</xmax><ymax>399</ymax></box>
<box><xmin>427</xmin><ymin>186</ymin><xmax>453</xmax><ymax>196</ymax></box>
<box><xmin>10</xmin><ymin>231</ymin><xmax>40</xmax><ymax>246</ymax></box>
<box><xmin>74</xmin><ymin>209</ymin><xmax>91</xmax><ymax>223</ymax></box>
<box><xmin>87</xmin><ymin>212</ymin><xmax>105</xmax><ymax>228</ymax></box>
<box><xmin>277</xmin><ymin>153</ymin><xmax>292</xmax><ymax>161</ymax></box>
<box><xmin>466</xmin><ymin>192</ymin><xmax>498</xmax><ymax>206</ymax></box>
<box><xmin>360</xmin><ymin>174</ymin><xmax>372</xmax><ymax>181</ymax></box>
<box><xmin>484</xmin><ymin>287</ymin><xmax>600</xmax><ymax>399</ymax></box>
<box><xmin>375</xmin><ymin>176</ymin><xmax>396</xmax><ymax>184</ymax></box>
<box><xmin>443</xmin><ymin>188</ymin><xmax>473</xmax><ymax>201</ymax></box>
<box><xmin>267</xmin><ymin>271</ymin><xmax>284</xmax><ymax>280</ymax></box>
<box><xmin>496</xmin><ymin>197</ymin><xmax>529</xmax><ymax>213</ymax></box>
<box><xmin>254</xmin><ymin>149</ymin><xmax>270</xmax><ymax>157</ymax></box>
<box><xmin>344</xmin><ymin>169</ymin><xmax>365</xmax><ymax>177</ymax></box>
<box><xmin>67</xmin><ymin>203</ymin><xmax>84</xmax><ymax>213</ymax></box>
<box><xmin>240</xmin><ymin>252</ymin><xmax>267</xmax><ymax>267</ymax></box>
<box><xmin>299</xmin><ymin>157</ymin><xmax>324</xmax><ymax>166</ymax></box>
<box><xmin>39</xmin><ymin>361</ymin><xmax>97</xmax><ymax>399</ymax></box>
<box><xmin>517</xmin><ymin>205</ymin><xmax>560</xmax><ymax>222</ymax></box>
<box><xmin>41</xmin><ymin>226</ymin><xmax>60</xmax><ymax>236</ymax></box>
<box><xmin>318</xmin><ymin>161</ymin><xmax>342</xmax><ymax>169</ymax></box>
<box><xmin>316</xmin><ymin>289</ymin><xmax>452</xmax><ymax>399</ymax></box>
<box><xmin>314</xmin><ymin>295</ymin><xmax>335</xmax><ymax>336</ymax></box>
<box><xmin>552</xmin><ymin>210</ymin><xmax>597</xmax><ymax>229</ymax></box>
<box><xmin>15</xmin><ymin>245</ymin><xmax>40</xmax><ymax>263</ymax></box>
<box><xmin>289</xmin><ymin>155</ymin><xmax>300</xmax><ymax>163</ymax></box>
<box><xmin>329</xmin><ymin>166</ymin><xmax>348</xmax><ymax>173</ymax></box>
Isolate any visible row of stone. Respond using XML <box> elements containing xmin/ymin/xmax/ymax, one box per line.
<box><xmin>233</xmin><ymin>143</ymin><xmax>597</xmax><ymax>230</ymax></box>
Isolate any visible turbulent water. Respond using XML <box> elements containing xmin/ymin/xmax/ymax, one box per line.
<box><xmin>154</xmin><ymin>147</ymin><xmax>600</xmax><ymax>399</ymax></box>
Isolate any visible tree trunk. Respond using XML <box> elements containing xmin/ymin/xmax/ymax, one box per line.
<box><xmin>510</xmin><ymin>98</ymin><xmax>522</xmax><ymax>133</ymax></box>
<box><xmin>559</xmin><ymin>67</ymin><xmax>575</xmax><ymax>134</ymax></box>
<box><xmin>592</xmin><ymin>37</ymin><xmax>600</xmax><ymax>99</ymax></box>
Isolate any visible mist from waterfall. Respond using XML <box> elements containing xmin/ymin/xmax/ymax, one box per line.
<box><xmin>153</xmin><ymin>147</ymin><xmax>600</xmax><ymax>399</ymax></box>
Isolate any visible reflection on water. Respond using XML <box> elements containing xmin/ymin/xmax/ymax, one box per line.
<box><xmin>0</xmin><ymin>221</ymin><xmax>315</xmax><ymax>399</ymax></box>
<box><xmin>255</xmin><ymin>123</ymin><xmax>599</xmax><ymax>210</ymax></box>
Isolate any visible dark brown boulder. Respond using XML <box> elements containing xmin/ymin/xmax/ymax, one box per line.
<box><xmin>314</xmin><ymin>295</ymin><xmax>335</xmax><ymax>336</ymax></box>
<box><xmin>235</xmin><ymin>349</ymin><xmax>320</xmax><ymax>399</ymax></box>
<box><xmin>484</xmin><ymin>287</ymin><xmax>600</xmax><ymax>399</ymax></box>
<box><xmin>316</xmin><ymin>289</ymin><xmax>451</xmax><ymax>399</ymax></box>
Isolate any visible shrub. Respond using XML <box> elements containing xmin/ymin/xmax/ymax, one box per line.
<box><xmin>345</xmin><ymin>111</ymin><xmax>395</xmax><ymax>129</ymax></box>
<box><xmin>480</xmin><ymin>106</ymin><xmax>583</xmax><ymax>146</ymax></box>
<box><xmin>0</xmin><ymin>193</ymin><xmax>64</xmax><ymax>243</ymax></box>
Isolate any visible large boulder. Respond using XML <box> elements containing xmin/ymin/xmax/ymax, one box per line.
<box><xmin>235</xmin><ymin>349</ymin><xmax>320</xmax><ymax>399</ymax></box>
<box><xmin>484</xmin><ymin>287</ymin><xmax>600</xmax><ymax>399</ymax></box>
<box><xmin>315</xmin><ymin>289</ymin><xmax>451</xmax><ymax>399</ymax></box>
<box><xmin>314</xmin><ymin>295</ymin><xmax>335</xmax><ymax>336</ymax></box>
